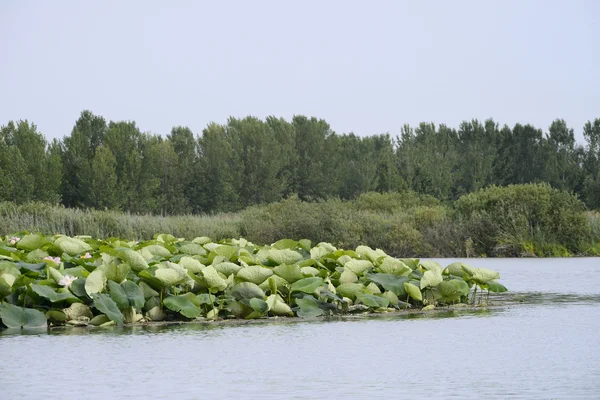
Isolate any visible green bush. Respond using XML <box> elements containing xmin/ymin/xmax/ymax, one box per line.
<box><xmin>455</xmin><ymin>184</ymin><xmax>590</xmax><ymax>256</ymax></box>
<box><xmin>0</xmin><ymin>185</ymin><xmax>596</xmax><ymax>258</ymax></box>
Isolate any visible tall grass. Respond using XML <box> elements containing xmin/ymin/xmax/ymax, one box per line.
<box><xmin>0</xmin><ymin>202</ymin><xmax>241</xmax><ymax>240</ymax></box>
<box><xmin>1</xmin><ymin>185</ymin><xmax>598</xmax><ymax>257</ymax></box>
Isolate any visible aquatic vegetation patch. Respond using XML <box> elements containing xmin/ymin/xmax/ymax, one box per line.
<box><xmin>0</xmin><ymin>233</ymin><xmax>507</xmax><ymax>331</ymax></box>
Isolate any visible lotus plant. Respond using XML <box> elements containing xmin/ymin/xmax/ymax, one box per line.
<box><xmin>0</xmin><ymin>233</ymin><xmax>508</xmax><ymax>331</ymax></box>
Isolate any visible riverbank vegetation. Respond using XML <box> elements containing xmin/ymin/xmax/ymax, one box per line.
<box><xmin>1</xmin><ymin>184</ymin><xmax>599</xmax><ymax>257</ymax></box>
<box><xmin>0</xmin><ymin>233</ymin><xmax>507</xmax><ymax>330</ymax></box>
<box><xmin>1</xmin><ymin>111</ymin><xmax>600</xmax><ymax>215</ymax></box>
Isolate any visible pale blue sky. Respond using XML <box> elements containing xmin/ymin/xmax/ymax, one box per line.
<box><xmin>1</xmin><ymin>0</ymin><xmax>598</xmax><ymax>141</ymax></box>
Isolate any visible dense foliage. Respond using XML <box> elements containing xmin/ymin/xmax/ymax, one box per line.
<box><xmin>1</xmin><ymin>185</ymin><xmax>598</xmax><ymax>257</ymax></box>
<box><xmin>1</xmin><ymin>111</ymin><xmax>600</xmax><ymax>214</ymax></box>
<box><xmin>0</xmin><ymin>233</ymin><xmax>507</xmax><ymax>330</ymax></box>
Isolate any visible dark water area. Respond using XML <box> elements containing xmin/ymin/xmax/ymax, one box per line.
<box><xmin>1</xmin><ymin>258</ymin><xmax>599</xmax><ymax>399</ymax></box>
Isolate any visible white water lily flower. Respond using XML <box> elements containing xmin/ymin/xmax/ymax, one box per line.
<box><xmin>58</xmin><ymin>275</ymin><xmax>77</xmax><ymax>288</ymax></box>
<box><xmin>81</xmin><ymin>252</ymin><xmax>92</xmax><ymax>259</ymax></box>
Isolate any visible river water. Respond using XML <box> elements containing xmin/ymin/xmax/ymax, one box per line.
<box><xmin>1</xmin><ymin>258</ymin><xmax>599</xmax><ymax>399</ymax></box>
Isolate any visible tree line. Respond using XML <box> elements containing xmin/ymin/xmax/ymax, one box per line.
<box><xmin>1</xmin><ymin>110</ymin><xmax>599</xmax><ymax>214</ymax></box>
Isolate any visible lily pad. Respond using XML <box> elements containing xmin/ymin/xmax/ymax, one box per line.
<box><xmin>163</xmin><ymin>293</ymin><xmax>202</xmax><ymax>319</ymax></box>
<box><xmin>92</xmin><ymin>293</ymin><xmax>124</xmax><ymax>325</ymax></box>
<box><xmin>0</xmin><ymin>303</ymin><xmax>47</xmax><ymax>329</ymax></box>
<box><xmin>290</xmin><ymin>277</ymin><xmax>324</xmax><ymax>294</ymax></box>
<box><xmin>295</xmin><ymin>296</ymin><xmax>324</xmax><ymax>318</ymax></box>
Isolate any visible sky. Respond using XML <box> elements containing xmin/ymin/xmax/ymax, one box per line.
<box><xmin>1</xmin><ymin>0</ymin><xmax>598</xmax><ymax>142</ymax></box>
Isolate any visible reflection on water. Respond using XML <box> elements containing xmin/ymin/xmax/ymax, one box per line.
<box><xmin>1</xmin><ymin>258</ymin><xmax>599</xmax><ymax>399</ymax></box>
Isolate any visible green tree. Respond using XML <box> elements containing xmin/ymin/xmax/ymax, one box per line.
<box><xmin>61</xmin><ymin>110</ymin><xmax>107</xmax><ymax>207</ymax></box>
<box><xmin>292</xmin><ymin>116</ymin><xmax>332</xmax><ymax>200</ymax></box>
<box><xmin>195</xmin><ymin>122</ymin><xmax>243</xmax><ymax>213</ymax></box>
<box><xmin>583</xmin><ymin>118</ymin><xmax>600</xmax><ymax>209</ymax></box>
<box><xmin>88</xmin><ymin>146</ymin><xmax>119</xmax><ymax>210</ymax></box>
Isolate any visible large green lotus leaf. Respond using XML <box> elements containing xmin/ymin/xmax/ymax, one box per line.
<box><xmin>164</xmin><ymin>293</ymin><xmax>202</xmax><ymax>319</ymax></box>
<box><xmin>0</xmin><ymin>278</ymin><xmax>11</xmax><ymax>298</ymax></box>
<box><xmin>365</xmin><ymin>282</ymin><xmax>381</xmax><ymax>295</ymax></box>
<box><xmin>48</xmin><ymin>267</ymin><xmax>64</xmax><ymax>284</ymax></box>
<box><xmin>140</xmin><ymin>244</ymin><xmax>172</xmax><ymax>259</ymax></box>
<box><xmin>316</xmin><ymin>242</ymin><xmax>337</xmax><ymax>252</ymax></box>
<box><xmin>336</xmin><ymin>283</ymin><xmax>365</xmax><ymax>300</ymax></box>
<box><xmin>178</xmin><ymin>243</ymin><xmax>207</xmax><ymax>256</ymax></box>
<box><xmin>139</xmin><ymin>281</ymin><xmax>159</xmax><ymax>299</ymax></box>
<box><xmin>155</xmin><ymin>262</ymin><xmax>188</xmax><ymax>287</ymax></box>
<box><xmin>355</xmin><ymin>246</ymin><xmax>387</xmax><ymax>263</ymax></box>
<box><xmin>62</xmin><ymin>266</ymin><xmax>88</xmax><ymax>279</ymax></box>
<box><xmin>0</xmin><ymin>303</ymin><xmax>47</xmax><ymax>329</ymax></box>
<box><xmin>202</xmin><ymin>266</ymin><xmax>228</xmax><ymax>292</ymax></box>
<box><xmin>400</xmin><ymin>258</ymin><xmax>419</xmax><ymax>270</ymax></box>
<box><xmin>404</xmin><ymin>282</ymin><xmax>423</xmax><ymax>301</ymax></box>
<box><xmin>192</xmin><ymin>236</ymin><xmax>212</xmax><ymax>245</ymax></box>
<box><xmin>378</xmin><ymin>257</ymin><xmax>412</xmax><ymax>276</ymax></box>
<box><xmin>460</xmin><ymin>264</ymin><xmax>476</xmax><ymax>277</ymax></box>
<box><xmin>344</xmin><ymin>260</ymin><xmax>373</xmax><ymax>275</ymax></box>
<box><xmin>14</xmin><ymin>261</ymin><xmax>45</xmax><ymax>273</ymax></box>
<box><xmin>419</xmin><ymin>260</ymin><xmax>442</xmax><ymax>274</ymax></box>
<box><xmin>267</xmin><ymin>249</ymin><xmax>304</xmax><ymax>265</ymax></box>
<box><xmin>300</xmin><ymin>266</ymin><xmax>320</xmax><ymax>277</ymax></box>
<box><xmin>248</xmin><ymin>298</ymin><xmax>269</xmax><ymax>314</ymax></box>
<box><xmin>272</xmin><ymin>239</ymin><xmax>298</xmax><ymax>250</ymax></box>
<box><xmin>46</xmin><ymin>308</ymin><xmax>68</xmax><ymax>322</ymax></box>
<box><xmin>335</xmin><ymin>255</ymin><xmax>354</xmax><ymax>266</ymax></box>
<box><xmin>227</xmin><ymin>300</ymin><xmax>252</xmax><ymax>318</ymax></box>
<box><xmin>365</xmin><ymin>273</ymin><xmax>408</xmax><ymax>296</ymax></box>
<box><xmin>26</xmin><ymin>249</ymin><xmax>50</xmax><ymax>263</ymax></box>
<box><xmin>382</xmin><ymin>291</ymin><xmax>400</xmax><ymax>307</ymax></box>
<box><xmin>236</xmin><ymin>265</ymin><xmax>273</xmax><ymax>285</ymax></box>
<box><xmin>437</xmin><ymin>279</ymin><xmax>470</xmax><ymax>302</ymax></box>
<box><xmin>339</xmin><ymin>269</ymin><xmax>358</xmax><ymax>284</ymax></box>
<box><xmin>30</xmin><ymin>284</ymin><xmax>79</xmax><ymax>303</ymax></box>
<box><xmin>472</xmin><ymin>268</ymin><xmax>500</xmax><ymax>285</ymax></box>
<box><xmin>355</xmin><ymin>292</ymin><xmax>389</xmax><ymax>308</ymax></box>
<box><xmin>98</xmin><ymin>263</ymin><xmax>130</xmax><ymax>283</ymax></box>
<box><xmin>486</xmin><ymin>280</ymin><xmax>508</xmax><ymax>293</ymax></box>
<box><xmin>297</xmin><ymin>239</ymin><xmax>311</xmax><ymax>251</ymax></box>
<box><xmin>295</xmin><ymin>296</ymin><xmax>324</xmax><ymax>318</ymax></box>
<box><xmin>443</xmin><ymin>262</ymin><xmax>473</xmax><ymax>278</ymax></box>
<box><xmin>214</xmin><ymin>262</ymin><xmax>243</xmax><ymax>276</ymax></box>
<box><xmin>69</xmin><ymin>278</ymin><xmax>87</xmax><ymax>298</ymax></box>
<box><xmin>63</xmin><ymin>303</ymin><xmax>93</xmax><ymax>320</ymax></box>
<box><xmin>117</xmin><ymin>248</ymin><xmax>149</xmax><ymax>272</ymax></box>
<box><xmin>290</xmin><ymin>277</ymin><xmax>324</xmax><ymax>294</ymax></box>
<box><xmin>155</xmin><ymin>233</ymin><xmax>178</xmax><ymax>244</ymax></box>
<box><xmin>273</xmin><ymin>264</ymin><xmax>304</xmax><ymax>283</ymax></box>
<box><xmin>266</xmin><ymin>294</ymin><xmax>294</xmax><ymax>316</ymax></box>
<box><xmin>145</xmin><ymin>306</ymin><xmax>167</xmax><ymax>321</ymax></box>
<box><xmin>108</xmin><ymin>281</ymin><xmax>145</xmax><ymax>310</ymax></box>
<box><xmin>92</xmin><ymin>293</ymin><xmax>124</xmax><ymax>325</ymax></box>
<box><xmin>420</xmin><ymin>269</ymin><xmax>443</xmax><ymax>290</ymax></box>
<box><xmin>309</xmin><ymin>246</ymin><xmax>330</xmax><ymax>260</ymax></box>
<box><xmin>178</xmin><ymin>256</ymin><xmax>205</xmax><ymax>274</ymax></box>
<box><xmin>231</xmin><ymin>282</ymin><xmax>265</xmax><ymax>301</ymax></box>
<box><xmin>16</xmin><ymin>234</ymin><xmax>49</xmax><ymax>252</ymax></box>
<box><xmin>55</xmin><ymin>236</ymin><xmax>92</xmax><ymax>256</ymax></box>
<box><xmin>258</xmin><ymin>274</ymin><xmax>288</xmax><ymax>292</ymax></box>
<box><xmin>88</xmin><ymin>314</ymin><xmax>111</xmax><ymax>326</ymax></box>
<box><xmin>85</xmin><ymin>269</ymin><xmax>107</xmax><ymax>296</ymax></box>
<box><xmin>213</xmin><ymin>245</ymin><xmax>237</xmax><ymax>260</ymax></box>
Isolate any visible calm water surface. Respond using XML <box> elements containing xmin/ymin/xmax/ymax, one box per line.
<box><xmin>1</xmin><ymin>258</ymin><xmax>599</xmax><ymax>399</ymax></box>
